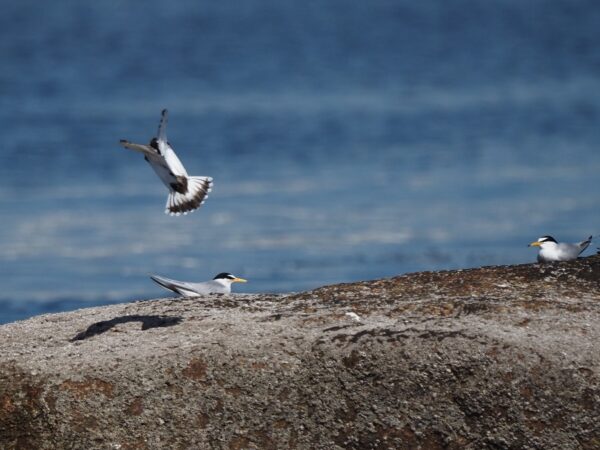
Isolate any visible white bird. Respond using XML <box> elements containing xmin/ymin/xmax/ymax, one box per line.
<box><xmin>528</xmin><ymin>235</ymin><xmax>592</xmax><ymax>263</ymax></box>
<box><xmin>150</xmin><ymin>272</ymin><xmax>247</xmax><ymax>296</ymax></box>
<box><xmin>120</xmin><ymin>109</ymin><xmax>213</xmax><ymax>216</ymax></box>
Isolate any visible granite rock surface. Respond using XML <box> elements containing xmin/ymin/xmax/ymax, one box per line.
<box><xmin>1</xmin><ymin>257</ymin><xmax>600</xmax><ymax>449</ymax></box>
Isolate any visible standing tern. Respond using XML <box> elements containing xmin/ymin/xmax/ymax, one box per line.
<box><xmin>150</xmin><ymin>272</ymin><xmax>247</xmax><ymax>296</ymax></box>
<box><xmin>120</xmin><ymin>109</ymin><xmax>213</xmax><ymax>216</ymax></box>
<box><xmin>528</xmin><ymin>235</ymin><xmax>592</xmax><ymax>262</ymax></box>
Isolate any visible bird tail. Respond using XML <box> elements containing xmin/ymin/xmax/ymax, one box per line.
<box><xmin>579</xmin><ymin>235</ymin><xmax>592</xmax><ymax>254</ymax></box>
<box><xmin>166</xmin><ymin>176</ymin><xmax>213</xmax><ymax>216</ymax></box>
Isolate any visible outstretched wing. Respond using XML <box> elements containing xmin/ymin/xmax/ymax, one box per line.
<box><xmin>157</xmin><ymin>109</ymin><xmax>168</xmax><ymax>144</ymax></box>
<box><xmin>162</xmin><ymin>145</ymin><xmax>189</xmax><ymax>177</ymax></box>
<box><xmin>119</xmin><ymin>139</ymin><xmax>158</xmax><ymax>156</ymax></box>
<box><xmin>156</xmin><ymin>109</ymin><xmax>189</xmax><ymax>177</ymax></box>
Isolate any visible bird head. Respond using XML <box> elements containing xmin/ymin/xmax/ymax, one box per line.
<box><xmin>213</xmin><ymin>273</ymin><xmax>247</xmax><ymax>286</ymax></box>
<box><xmin>528</xmin><ymin>235</ymin><xmax>557</xmax><ymax>249</ymax></box>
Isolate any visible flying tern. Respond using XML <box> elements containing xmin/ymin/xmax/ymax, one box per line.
<box><xmin>120</xmin><ymin>109</ymin><xmax>213</xmax><ymax>216</ymax></box>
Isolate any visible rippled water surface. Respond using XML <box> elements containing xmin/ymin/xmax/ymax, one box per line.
<box><xmin>1</xmin><ymin>0</ymin><xmax>600</xmax><ymax>323</ymax></box>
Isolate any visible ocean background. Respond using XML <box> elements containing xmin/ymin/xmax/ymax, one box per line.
<box><xmin>1</xmin><ymin>0</ymin><xmax>600</xmax><ymax>324</ymax></box>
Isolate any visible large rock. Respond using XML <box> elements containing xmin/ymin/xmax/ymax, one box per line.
<box><xmin>1</xmin><ymin>257</ymin><xmax>600</xmax><ymax>449</ymax></box>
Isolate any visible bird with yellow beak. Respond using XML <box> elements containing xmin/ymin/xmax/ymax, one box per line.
<box><xmin>149</xmin><ymin>272</ymin><xmax>247</xmax><ymax>296</ymax></box>
<box><xmin>528</xmin><ymin>235</ymin><xmax>592</xmax><ymax>263</ymax></box>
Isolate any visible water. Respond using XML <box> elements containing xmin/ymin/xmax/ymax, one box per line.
<box><xmin>1</xmin><ymin>0</ymin><xmax>600</xmax><ymax>324</ymax></box>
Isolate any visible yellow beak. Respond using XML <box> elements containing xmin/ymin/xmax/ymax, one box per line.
<box><xmin>528</xmin><ymin>241</ymin><xmax>541</xmax><ymax>247</ymax></box>
<box><xmin>233</xmin><ymin>277</ymin><xmax>247</xmax><ymax>283</ymax></box>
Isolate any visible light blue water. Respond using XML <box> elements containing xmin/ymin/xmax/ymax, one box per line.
<box><xmin>1</xmin><ymin>0</ymin><xmax>600</xmax><ymax>323</ymax></box>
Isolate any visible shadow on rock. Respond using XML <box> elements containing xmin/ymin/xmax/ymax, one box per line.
<box><xmin>71</xmin><ymin>315</ymin><xmax>183</xmax><ymax>341</ymax></box>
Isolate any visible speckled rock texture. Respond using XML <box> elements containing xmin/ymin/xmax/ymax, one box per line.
<box><xmin>1</xmin><ymin>256</ymin><xmax>600</xmax><ymax>450</ymax></box>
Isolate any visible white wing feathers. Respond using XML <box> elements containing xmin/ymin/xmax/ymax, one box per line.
<box><xmin>162</xmin><ymin>147</ymin><xmax>188</xmax><ymax>178</ymax></box>
<box><xmin>157</xmin><ymin>109</ymin><xmax>168</xmax><ymax>145</ymax></box>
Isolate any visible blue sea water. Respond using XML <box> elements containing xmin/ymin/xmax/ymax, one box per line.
<box><xmin>1</xmin><ymin>0</ymin><xmax>600</xmax><ymax>324</ymax></box>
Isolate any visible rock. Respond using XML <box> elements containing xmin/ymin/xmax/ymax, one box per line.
<box><xmin>1</xmin><ymin>257</ymin><xmax>600</xmax><ymax>449</ymax></box>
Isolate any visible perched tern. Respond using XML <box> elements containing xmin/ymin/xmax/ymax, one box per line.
<box><xmin>150</xmin><ymin>272</ymin><xmax>247</xmax><ymax>296</ymax></box>
<box><xmin>528</xmin><ymin>235</ymin><xmax>592</xmax><ymax>263</ymax></box>
<box><xmin>120</xmin><ymin>109</ymin><xmax>213</xmax><ymax>216</ymax></box>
